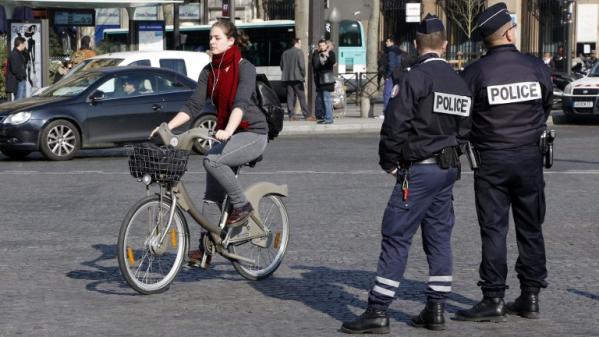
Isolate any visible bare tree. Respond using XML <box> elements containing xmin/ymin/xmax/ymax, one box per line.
<box><xmin>437</xmin><ymin>0</ymin><xmax>485</xmax><ymax>40</ymax></box>
<box><xmin>360</xmin><ymin>0</ymin><xmax>380</xmax><ymax>118</ymax></box>
<box><xmin>255</xmin><ymin>0</ymin><xmax>266</xmax><ymax>20</ymax></box>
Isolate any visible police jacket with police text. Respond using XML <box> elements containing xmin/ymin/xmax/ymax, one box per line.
<box><xmin>379</xmin><ymin>53</ymin><xmax>472</xmax><ymax>172</ymax></box>
<box><xmin>461</xmin><ymin>44</ymin><xmax>553</xmax><ymax>150</ymax></box>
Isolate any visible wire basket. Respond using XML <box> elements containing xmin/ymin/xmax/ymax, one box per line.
<box><xmin>127</xmin><ymin>143</ymin><xmax>190</xmax><ymax>183</ymax></box>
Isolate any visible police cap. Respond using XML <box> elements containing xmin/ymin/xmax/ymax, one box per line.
<box><xmin>417</xmin><ymin>13</ymin><xmax>444</xmax><ymax>34</ymax></box>
<box><xmin>476</xmin><ymin>2</ymin><xmax>512</xmax><ymax>39</ymax></box>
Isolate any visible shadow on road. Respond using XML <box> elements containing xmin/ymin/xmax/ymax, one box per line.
<box><xmin>567</xmin><ymin>288</ymin><xmax>599</xmax><ymax>301</ymax></box>
<box><xmin>249</xmin><ymin>265</ymin><xmax>477</xmax><ymax>325</ymax></box>
<box><xmin>552</xmin><ymin>113</ymin><xmax>599</xmax><ymax>125</ymax></box>
<box><xmin>66</xmin><ymin>243</ymin><xmax>242</xmax><ymax>296</ymax></box>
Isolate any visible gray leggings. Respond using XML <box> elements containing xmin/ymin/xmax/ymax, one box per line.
<box><xmin>203</xmin><ymin>132</ymin><xmax>268</xmax><ymax>208</ymax></box>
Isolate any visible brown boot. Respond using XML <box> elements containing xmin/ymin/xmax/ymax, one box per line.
<box><xmin>226</xmin><ymin>202</ymin><xmax>253</xmax><ymax>227</ymax></box>
<box><xmin>188</xmin><ymin>249</ymin><xmax>211</xmax><ymax>269</ymax></box>
<box><xmin>305</xmin><ymin>115</ymin><xmax>316</xmax><ymax>121</ymax></box>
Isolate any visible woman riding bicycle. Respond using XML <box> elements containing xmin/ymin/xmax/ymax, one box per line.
<box><xmin>150</xmin><ymin>19</ymin><xmax>268</xmax><ymax>266</ymax></box>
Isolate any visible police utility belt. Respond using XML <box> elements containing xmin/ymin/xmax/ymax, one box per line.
<box><xmin>464</xmin><ymin>129</ymin><xmax>556</xmax><ymax>170</ymax></box>
<box><xmin>408</xmin><ymin>146</ymin><xmax>461</xmax><ymax>169</ymax></box>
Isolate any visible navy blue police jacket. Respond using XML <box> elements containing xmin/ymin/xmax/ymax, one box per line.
<box><xmin>460</xmin><ymin>44</ymin><xmax>553</xmax><ymax>150</ymax></box>
<box><xmin>379</xmin><ymin>53</ymin><xmax>472</xmax><ymax>172</ymax></box>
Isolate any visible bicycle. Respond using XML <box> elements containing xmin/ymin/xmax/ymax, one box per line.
<box><xmin>117</xmin><ymin>123</ymin><xmax>289</xmax><ymax>294</ymax></box>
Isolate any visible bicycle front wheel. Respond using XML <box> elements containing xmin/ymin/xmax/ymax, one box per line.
<box><xmin>229</xmin><ymin>194</ymin><xmax>289</xmax><ymax>280</ymax></box>
<box><xmin>117</xmin><ymin>195</ymin><xmax>189</xmax><ymax>294</ymax></box>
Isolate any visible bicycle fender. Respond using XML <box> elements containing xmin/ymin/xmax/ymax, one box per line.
<box><xmin>244</xmin><ymin>182</ymin><xmax>288</xmax><ymax>209</ymax></box>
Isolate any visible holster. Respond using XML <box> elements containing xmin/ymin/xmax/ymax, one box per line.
<box><xmin>539</xmin><ymin>129</ymin><xmax>556</xmax><ymax>169</ymax></box>
<box><xmin>436</xmin><ymin>146</ymin><xmax>461</xmax><ymax>180</ymax></box>
<box><xmin>464</xmin><ymin>142</ymin><xmax>479</xmax><ymax>170</ymax></box>
<box><xmin>436</xmin><ymin>146</ymin><xmax>459</xmax><ymax>169</ymax></box>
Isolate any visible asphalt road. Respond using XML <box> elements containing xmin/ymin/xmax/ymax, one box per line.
<box><xmin>1</xmin><ymin>123</ymin><xmax>598</xmax><ymax>337</ymax></box>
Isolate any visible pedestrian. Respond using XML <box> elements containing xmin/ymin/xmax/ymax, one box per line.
<box><xmin>5</xmin><ymin>36</ymin><xmax>28</xmax><ymax>101</ymax></box>
<box><xmin>454</xmin><ymin>2</ymin><xmax>553</xmax><ymax>323</ymax></box>
<box><xmin>311</xmin><ymin>39</ymin><xmax>336</xmax><ymax>124</ymax></box>
<box><xmin>376</xmin><ymin>45</ymin><xmax>386</xmax><ymax>90</ymax></box>
<box><xmin>542</xmin><ymin>52</ymin><xmax>555</xmax><ymax>72</ymax></box>
<box><xmin>340</xmin><ymin>14</ymin><xmax>471</xmax><ymax>334</ymax></box>
<box><xmin>380</xmin><ymin>36</ymin><xmax>400</xmax><ymax>114</ymax></box>
<box><xmin>71</xmin><ymin>35</ymin><xmax>96</xmax><ymax>65</ymax></box>
<box><xmin>553</xmin><ymin>46</ymin><xmax>565</xmax><ymax>73</ymax></box>
<box><xmin>280</xmin><ymin>38</ymin><xmax>313</xmax><ymax>121</ymax></box>
<box><xmin>150</xmin><ymin>19</ymin><xmax>269</xmax><ymax>268</ymax></box>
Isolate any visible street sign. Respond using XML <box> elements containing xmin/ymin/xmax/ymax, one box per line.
<box><xmin>406</xmin><ymin>3</ymin><xmax>420</xmax><ymax>23</ymax></box>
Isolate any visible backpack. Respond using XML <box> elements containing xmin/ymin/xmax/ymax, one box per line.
<box><xmin>255</xmin><ymin>75</ymin><xmax>284</xmax><ymax>140</ymax></box>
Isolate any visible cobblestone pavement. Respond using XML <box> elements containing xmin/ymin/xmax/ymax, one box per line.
<box><xmin>0</xmin><ymin>126</ymin><xmax>598</xmax><ymax>337</ymax></box>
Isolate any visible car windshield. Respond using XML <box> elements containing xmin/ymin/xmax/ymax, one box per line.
<box><xmin>589</xmin><ymin>63</ymin><xmax>599</xmax><ymax>77</ymax></box>
<box><xmin>40</xmin><ymin>72</ymin><xmax>104</xmax><ymax>97</ymax></box>
<box><xmin>65</xmin><ymin>58</ymin><xmax>124</xmax><ymax>79</ymax></box>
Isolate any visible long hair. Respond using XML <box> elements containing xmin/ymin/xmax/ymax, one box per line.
<box><xmin>211</xmin><ymin>20</ymin><xmax>249</xmax><ymax>49</ymax></box>
<box><xmin>80</xmin><ymin>35</ymin><xmax>92</xmax><ymax>50</ymax></box>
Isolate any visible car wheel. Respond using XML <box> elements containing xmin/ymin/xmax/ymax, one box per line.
<box><xmin>40</xmin><ymin>120</ymin><xmax>81</xmax><ymax>161</ymax></box>
<box><xmin>0</xmin><ymin>149</ymin><xmax>31</xmax><ymax>160</ymax></box>
<box><xmin>192</xmin><ymin>114</ymin><xmax>217</xmax><ymax>155</ymax></box>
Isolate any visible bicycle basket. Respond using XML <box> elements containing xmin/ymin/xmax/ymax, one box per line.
<box><xmin>127</xmin><ymin>143</ymin><xmax>190</xmax><ymax>183</ymax></box>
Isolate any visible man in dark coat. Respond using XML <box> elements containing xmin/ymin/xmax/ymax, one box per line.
<box><xmin>5</xmin><ymin>36</ymin><xmax>27</xmax><ymax>100</ymax></box>
<box><xmin>311</xmin><ymin>39</ymin><xmax>336</xmax><ymax>124</ymax></box>
<box><xmin>280</xmin><ymin>38</ymin><xmax>313</xmax><ymax>121</ymax></box>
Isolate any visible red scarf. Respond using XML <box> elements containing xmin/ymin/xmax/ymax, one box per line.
<box><xmin>207</xmin><ymin>45</ymin><xmax>249</xmax><ymax>131</ymax></box>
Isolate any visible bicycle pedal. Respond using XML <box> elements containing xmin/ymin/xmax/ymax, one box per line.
<box><xmin>187</xmin><ymin>256</ymin><xmax>211</xmax><ymax>269</ymax></box>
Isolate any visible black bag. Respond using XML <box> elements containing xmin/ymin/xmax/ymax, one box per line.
<box><xmin>256</xmin><ymin>79</ymin><xmax>284</xmax><ymax>140</ymax></box>
<box><xmin>319</xmin><ymin>71</ymin><xmax>336</xmax><ymax>85</ymax></box>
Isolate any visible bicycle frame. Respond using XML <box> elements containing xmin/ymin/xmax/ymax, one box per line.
<box><xmin>153</xmin><ymin>123</ymin><xmax>288</xmax><ymax>263</ymax></box>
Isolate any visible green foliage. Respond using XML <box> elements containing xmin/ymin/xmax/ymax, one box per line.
<box><xmin>49</xmin><ymin>29</ymin><xmax>67</xmax><ymax>57</ymax></box>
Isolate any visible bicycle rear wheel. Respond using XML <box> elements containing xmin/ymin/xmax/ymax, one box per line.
<box><xmin>117</xmin><ymin>195</ymin><xmax>189</xmax><ymax>294</ymax></box>
<box><xmin>229</xmin><ymin>194</ymin><xmax>289</xmax><ymax>280</ymax></box>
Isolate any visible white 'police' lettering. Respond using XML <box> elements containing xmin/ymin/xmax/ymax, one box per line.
<box><xmin>433</xmin><ymin>92</ymin><xmax>471</xmax><ymax>117</ymax></box>
<box><xmin>486</xmin><ymin>82</ymin><xmax>542</xmax><ymax>105</ymax></box>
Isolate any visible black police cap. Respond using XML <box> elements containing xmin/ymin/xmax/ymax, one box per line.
<box><xmin>476</xmin><ymin>2</ymin><xmax>512</xmax><ymax>39</ymax></box>
<box><xmin>417</xmin><ymin>13</ymin><xmax>444</xmax><ymax>34</ymax></box>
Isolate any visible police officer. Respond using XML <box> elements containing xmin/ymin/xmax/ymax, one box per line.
<box><xmin>340</xmin><ymin>14</ymin><xmax>471</xmax><ymax>334</ymax></box>
<box><xmin>454</xmin><ymin>2</ymin><xmax>553</xmax><ymax>323</ymax></box>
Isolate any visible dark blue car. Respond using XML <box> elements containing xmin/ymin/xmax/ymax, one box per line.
<box><xmin>0</xmin><ymin>66</ymin><xmax>219</xmax><ymax>160</ymax></box>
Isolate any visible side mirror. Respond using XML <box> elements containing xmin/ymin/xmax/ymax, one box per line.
<box><xmin>88</xmin><ymin>90</ymin><xmax>105</xmax><ymax>103</ymax></box>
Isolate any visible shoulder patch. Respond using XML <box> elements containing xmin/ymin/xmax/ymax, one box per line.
<box><xmin>391</xmin><ymin>84</ymin><xmax>400</xmax><ymax>98</ymax></box>
<box><xmin>486</xmin><ymin>82</ymin><xmax>542</xmax><ymax>105</ymax></box>
<box><xmin>433</xmin><ymin>92</ymin><xmax>471</xmax><ymax>117</ymax></box>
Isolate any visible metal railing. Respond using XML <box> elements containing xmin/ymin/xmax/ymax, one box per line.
<box><xmin>338</xmin><ymin>72</ymin><xmax>381</xmax><ymax>106</ymax></box>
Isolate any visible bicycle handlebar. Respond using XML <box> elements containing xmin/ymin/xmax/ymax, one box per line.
<box><xmin>157</xmin><ymin>122</ymin><xmax>213</xmax><ymax>151</ymax></box>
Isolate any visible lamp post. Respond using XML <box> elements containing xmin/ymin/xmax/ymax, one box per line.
<box><xmin>328</xmin><ymin>7</ymin><xmax>341</xmax><ymax>75</ymax></box>
<box><xmin>565</xmin><ymin>0</ymin><xmax>574</xmax><ymax>75</ymax></box>
<box><xmin>308</xmin><ymin>0</ymin><xmax>325</xmax><ymax>118</ymax></box>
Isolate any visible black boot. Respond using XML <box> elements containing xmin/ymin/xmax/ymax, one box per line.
<box><xmin>506</xmin><ymin>289</ymin><xmax>540</xmax><ymax>319</ymax></box>
<box><xmin>453</xmin><ymin>297</ymin><xmax>506</xmax><ymax>322</ymax></box>
<box><xmin>340</xmin><ymin>307</ymin><xmax>390</xmax><ymax>334</ymax></box>
<box><xmin>410</xmin><ymin>301</ymin><xmax>445</xmax><ymax>331</ymax></box>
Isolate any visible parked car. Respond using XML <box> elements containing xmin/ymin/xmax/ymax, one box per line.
<box><xmin>36</xmin><ymin>50</ymin><xmax>210</xmax><ymax>96</ymax></box>
<box><xmin>0</xmin><ymin>66</ymin><xmax>217</xmax><ymax>161</ymax></box>
<box><xmin>551</xmin><ymin>71</ymin><xmax>583</xmax><ymax>107</ymax></box>
<box><xmin>561</xmin><ymin>63</ymin><xmax>599</xmax><ymax>119</ymax></box>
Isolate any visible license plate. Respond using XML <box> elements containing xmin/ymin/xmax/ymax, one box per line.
<box><xmin>573</xmin><ymin>101</ymin><xmax>594</xmax><ymax>108</ymax></box>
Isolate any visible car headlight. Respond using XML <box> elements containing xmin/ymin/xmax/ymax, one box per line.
<box><xmin>3</xmin><ymin>111</ymin><xmax>32</xmax><ymax>125</ymax></box>
<box><xmin>564</xmin><ymin>83</ymin><xmax>573</xmax><ymax>95</ymax></box>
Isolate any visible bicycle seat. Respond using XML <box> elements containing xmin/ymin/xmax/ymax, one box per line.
<box><xmin>244</xmin><ymin>155</ymin><xmax>263</xmax><ymax>168</ymax></box>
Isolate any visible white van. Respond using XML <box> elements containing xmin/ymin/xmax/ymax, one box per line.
<box><xmin>61</xmin><ymin>50</ymin><xmax>208</xmax><ymax>82</ymax></box>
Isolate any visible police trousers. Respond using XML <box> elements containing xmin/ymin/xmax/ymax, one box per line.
<box><xmin>474</xmin><ymin>145</ymin><xmax>548</xmax><ymax>298</ymax></box>
<box><xmin>368</xmin><ymin>164</ymin><xmax>458</xmax><ymax>310</ymax></box>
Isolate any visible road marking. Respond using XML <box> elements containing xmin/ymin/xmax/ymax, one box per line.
<box><xmin>2</xmin><ymin>170</ymin><xmax>599</xmax><ymax>175</ymax></box>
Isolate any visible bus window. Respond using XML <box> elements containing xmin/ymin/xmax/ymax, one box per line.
<box><xmin>339</xmin><ymin>20</ymin><xmax>362</xmax><ymax>47</ymax></box>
